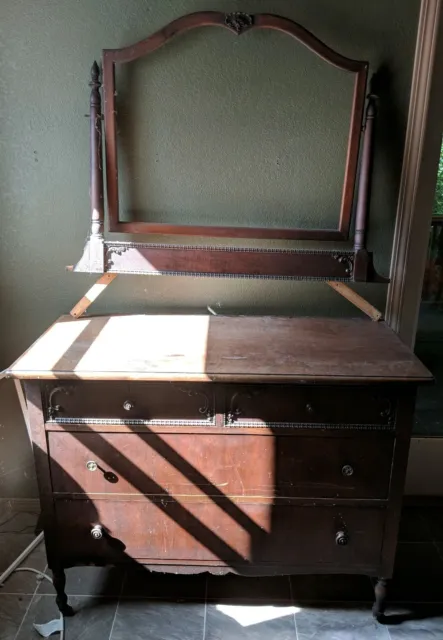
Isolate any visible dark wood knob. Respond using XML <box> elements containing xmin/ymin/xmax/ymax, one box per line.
<box><xmin>335</xmin><ymin>530</ymin><xmax>349</xmax><ymax>546</ymax></box>
<box><xmin>342</xmin><ymin>464</ymin><xmax>354</xmax><ymax>477</ymax></box>
<box><xmin>123</xmin><ymin>400</ymin><xmax>134</xmax><ymax>411</ymax></box>
<box><xmin>91</xmin><ymin>525</ymin><xmax>103</xmax><ymax>540</ymax></box>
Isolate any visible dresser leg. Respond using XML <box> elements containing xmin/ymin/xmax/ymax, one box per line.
<box><xmin>52</xmin><ymin>567</ymin><xmax>74</xmax><ymax>616</ymax></box>
<box><xmin>372</xmin><ymin>577</ymin><xmax>388</xmax><ymax>620</ymax></box>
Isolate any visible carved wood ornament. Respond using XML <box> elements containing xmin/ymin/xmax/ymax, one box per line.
<box><xmin>74</xmin><ymin>11</ymin><xmax>387</xmax><ymax>283</ymax></box>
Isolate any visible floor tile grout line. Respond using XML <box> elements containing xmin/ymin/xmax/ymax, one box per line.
<box><xmin>11</xmin><ymin>591</ymin><xmax>443</xmax><ymax>604</ymax></box>
<box><xmin>12</xmin><ymin>562</ymin><xmax>47</xmax><ymax>640</ymax></box>
<box><xmin>108</xmin><ymin>570</ymin><xmax>127</xmax><ymax>640</ymax></box>
<box><xmin>0</xmin><ymin>592</ymin><xmax>39</xmax><ymax>596</ymax></box>
<box><xmin>202</xmin><ymin>575</ymin><xmax>208</xmax><ymax>640</ymax></box>
<box><xmin>36</xmin><ymin>592</ymin><xmax>130</xmax><ymax>599</ymax></box>
<box><xmin>288</xmin><ymin>576</ymin><xmax>299</xmax><ymax>640</ymax></box>
<box><xmin>24</xmin><ymin>592</ymin><xmax>439</xmax><ymax>605</ymax></box>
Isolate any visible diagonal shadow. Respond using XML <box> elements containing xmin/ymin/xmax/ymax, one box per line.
<box><xmin>128</xmin><ymin>426</ymin><xmax>267</xmax><ymax>538</ymax></box>
<box><xmin>52</xmin><ymin>423</ymin><xmax>264</xmax><ymax>567</ymax></box>
<box><xmin>51</xmin><ymin>315</ymin><xmax>111</xmax><ymax>374</ymax></box>
<box><xmin>34</xmin><ymin>443</ymin><xmax>133</xmax><ymax>568</ymax></box>
<box><xmin>45</xmin><ymin>381</ymin><xmax>269</xmax><ymax>538</ymax></box>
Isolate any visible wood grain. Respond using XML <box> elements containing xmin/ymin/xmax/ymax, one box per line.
<box><xmin>42</xmin><ymin>381</ymin><xmax>395</xmax><ymax>427</ymax></box>
<box><xmin>55</xmin><ymin>499</ymin><xmax>386</xmax><ymax>571</ymax></box>
<box><xmin>70</xmin><ymin>273</ymin><xmax>117</xmax><ymax>318</ymax></box>
<box><xmin>105</xmin><ymin>244</ymin><xmax>352</xmax><ymax>279</ymax></box>
<box><xmin>108</xmin><ymin>222</ymin><xmax>347</xmax><ymax>241</ymax></box>
<box><xmin>43</xmin><ymin>381</ymin><xmax>215</xmax><ymax>423</ymax></box>
<box><xmin>6</xmin><ymin>315</ymin><xmax>432</xmax><ymax>383</ymax></box>
<box><xmin>223</xmin><ymin>383</ymin><xmax>396</xmax><ymax>427</ymax></box>
<box><xmin>327</xmin><ymin>281</ymin><xmax>383</xmax><ymax>320</ymax></box>
<box><xmin>48</xmin><ymin>431</ymin><xmax>394</xmax><ymax>500</ymax></box>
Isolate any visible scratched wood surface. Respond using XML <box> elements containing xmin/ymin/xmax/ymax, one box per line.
<box><xmin>5</xmin><ymin>314</ymin><xmax>432</xmax><ymax>382</ymax></box>
<box><xmin>55</xmin><ymin>499</ymin><xmax>385</xmax><ymax>569</ymax></box>
<box><xmin>48</xmin><ymin>431</ymin><xmax>394</xmax><ymax>500</ymax></box>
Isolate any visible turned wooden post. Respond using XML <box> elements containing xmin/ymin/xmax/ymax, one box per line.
<box><xmin>72</xmin><ymin>61</ymin><xmax>107</xmax><ymax>273</ymax></box>
<box><xmin>89</xmin><ymin>61</ymin><xmax>104</xmax><ymax>240</ymax></box>
<box><xmin>354</xmin><ymin>90</ymin><xmax>377</xmax><ymax>252</ymax></box>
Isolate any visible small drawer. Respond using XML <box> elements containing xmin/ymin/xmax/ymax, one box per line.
<box><xmin>224</xmin><ymin>384</ymin><xmax>395</xmax><ymax>427</ymax></box>
<box><xmin>48</xmin><ymin>431</ymin><xmax>393</xmax><ymax>499</ymax></box>
<box><xmin>43</xmin><ymin>381</ymin><xmax>215</xmax><ymax>424</ymax></box>
<box><xmin>55</xmin><ymin>499</ymin><xmax>385</xmax><ymax>571</ymax></box>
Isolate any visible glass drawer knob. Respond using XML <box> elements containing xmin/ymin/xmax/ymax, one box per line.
<box><xmin>342</xmin><ymin>465</ymin><xmax>354</xmax><ymax>477</ymax></box>
<box><xmin>86</xmin><ymin>461</ymin><xmax>97</xmax><ymax>472</ymax></box>
<box><xmin>123</xmin><ymin>400</ymin><xmax>134</xmax><ymax>411</ymax></box>
<box><xmin>91</xmin><ymin>525</ymin><xmax>103</xmax><ymax>540</ymax></box>
<box><xmin>335</xmin><ymin>530</ymin><xmax>349</xmax><ymax>546</ymax></box>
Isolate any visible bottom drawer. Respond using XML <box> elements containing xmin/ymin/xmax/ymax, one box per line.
<box><xmin>55</xmin><ymin>499</ymin><xmax>385</xmax><ymax>571</ymax></box>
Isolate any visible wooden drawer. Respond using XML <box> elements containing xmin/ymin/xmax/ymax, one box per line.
<box><xmin>55</xmin><ymin>499</ymin><xmax>385</xmax><ymax>571</ymax></box>
<box><xmin>224</xmin><ymin>384</ymin><xmax>395</xmax><ymax>427</ymax></box>
<box><xmin>48</xmin><ymin>432</ymin><xmax>394</xmax><ymax>499</ymax></box>
<box><xmin>43</xmin><ymin>381</ymin><xmax>215</xmax><ymax>424</ymax></box>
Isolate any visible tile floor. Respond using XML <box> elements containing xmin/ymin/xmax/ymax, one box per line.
<box><xmin>0</xmin><ymin>504</ymin><xmax>443</xmax><ymax>639</ymax></box>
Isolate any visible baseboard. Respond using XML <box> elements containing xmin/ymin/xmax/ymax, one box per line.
<box><xmin>0</xmin><ymin>498</ymin><xmax>40</xmax><ymax>513</ymax></box>
<box><xmin>405</xmin><ymin>437</ymin><xmax>443</xmax><ymax>495</ymax></box>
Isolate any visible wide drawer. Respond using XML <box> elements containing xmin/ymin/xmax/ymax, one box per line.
<box><xmin>55</xmin><ymin>499</ymin><xmax>385</xmax><ymax>570</ymax></box>
<box><xmin>43</xmin><ymin>381</ymin><xmax>215</xmax><ymax>424</ymax></box>
<box><xmin>224</xmin><ymin>384</ymin><xmax>395</xmax><ymax>427</ymax></box>
<box><xmin>48</xmin><ymin>432</ymin><xmax>394</xmax><ymax>499</ymax></box>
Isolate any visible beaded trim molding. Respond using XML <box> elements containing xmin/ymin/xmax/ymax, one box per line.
<box><xmin>106</xmin><ymin>241</ymin><xmax>355</xmax><ymax>255</ymax></box>
<box><xmin>47</xmin><ymin>417</ymin><xmax>215</xmax><ymax>427</ymax></box>
<box><xmin>105</xmin><ymin>242</ymin><xmax>353</xmax><ymax>280</ymax></box>
<box><xmin>105</xmin><ymin>269</ymin><xmax>353</xmax><ymax>281</ymax></box>
<box><xmin>47</xmin><ymin>417</ymin><xmax>393</xmax><ymax>430</ymax></box>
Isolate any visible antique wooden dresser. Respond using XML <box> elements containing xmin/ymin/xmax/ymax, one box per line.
<box><xmin>5</xmin><ymin>314</ymin><xmax>432</xmax><ymax>619</ymax></box>
<box><xmin>4</xmin><ymin>10</ymin><xmax>434</xmax><ymax>622</ymax></box>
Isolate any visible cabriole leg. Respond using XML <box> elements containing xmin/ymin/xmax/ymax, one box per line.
<box><xmin>372</xmin><ymin>577</ymin><xmax>388</xmax><ymax>620</ymax></box>
<box><xmin>52</xmin><ymin>566</ymin><xmax>74</xmax><ymax>616</ymax></box>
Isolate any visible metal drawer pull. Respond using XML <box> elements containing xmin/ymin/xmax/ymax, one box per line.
<box><xmin>341</xmin><ymin>464</ymin><xmax>354</xmax><ymax>477</ymax></box>
<box><xmin>335</xmin><ymin>530</ymin><xmax>349</xmax><ymax>546</ymax></box>
<box><xmin>123</xmin><ymin>400</ymin><xmax>134</xmax><ymax>411</ymax></box>
<box><xmin>91</xmin><ymin>525</ymin><xmax>103</xmax><ymax>540</ymax></box>
<box><xmin>305</xmin><ymin>404</ymin><xmax>314</xmax><ymax>414</ymax></box>
<box><xmin>85</xmin><ymin>461</ymin><xmax>118</xmax><ymax>484</ymax></box>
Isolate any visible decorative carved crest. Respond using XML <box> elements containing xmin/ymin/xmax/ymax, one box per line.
<box><xmin>225</xmin><ymin>12</ymin><xmax>253</xmax><ymax>34</ymax></box>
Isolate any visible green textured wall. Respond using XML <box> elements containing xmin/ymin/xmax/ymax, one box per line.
<box><xmin>0</xmin><ymin>0</ymin><xmax>420</xmax><ymax>497</ymax></box>
<box><xmin>118</xmin><ymin>28</ymin><xmax>353</xmax><ymax>229</ymax></box>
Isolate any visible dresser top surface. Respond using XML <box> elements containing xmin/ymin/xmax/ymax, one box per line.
<box><xmin>5</xmin><ymin>314</ymin><xmax>432</xmax><ymax>383</ymax></box>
